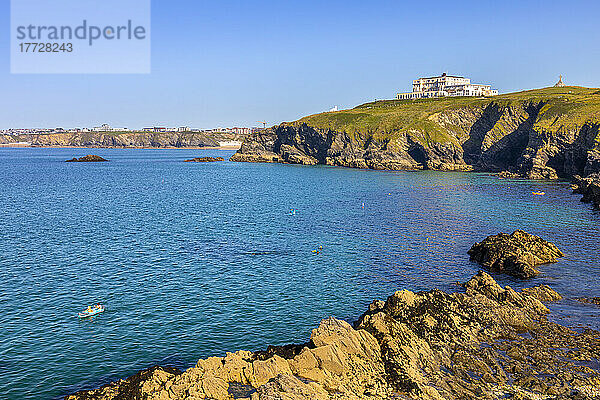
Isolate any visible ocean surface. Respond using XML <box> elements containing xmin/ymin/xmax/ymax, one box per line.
<box><xmin>0</xmin><ymin>148</ymin><xmax>599</xmax><ymax>400</ymax></box>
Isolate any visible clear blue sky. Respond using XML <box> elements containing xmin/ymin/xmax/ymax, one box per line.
<box><xmin>1</xmin><ymin>0</ymin><xmax>599</xmax><ymax>129</ymax></box>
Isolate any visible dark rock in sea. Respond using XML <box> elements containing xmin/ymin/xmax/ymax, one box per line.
<box><xmin>572</xmin><ymin>174</ymin><xmax>600</xmax><ymax>208</ymax></box>
<box><xmin>468</xmin><ymin>230</ymin><xmax>564</xmax><ymax>278</ymax></box>
<box><xmin>66</xmin><ymin>272</ymin><xmax>600</xmax><ymax>400</ymax></box>
<box><xmin>184</xmin><ymin>157</ymin><xmax>225</xmax><ymax>162</ymax></box>
<box><xmin>494</xmin><ymin>171</ymin><xmax>522</xmax><ymax>179</ymax></box>
<box><xmin>66</xmin><ymin>155</ymin><xmax>108</xmax><ymax>162</ymax></box>
<box><xmin>578</xmin><ymin>297</ymin><xmax>600</xmax><ymax>307</ymax></box>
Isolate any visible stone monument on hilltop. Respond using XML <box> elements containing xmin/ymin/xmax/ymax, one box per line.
<box><xmin>554</xmin><ymin>75</ymin><xmax>566</xmax><ymax>87</ymax></box>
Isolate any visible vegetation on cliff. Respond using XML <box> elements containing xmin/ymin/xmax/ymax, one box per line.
<box><xmin>296</xmin><ymin>87</ymin><xmax>600</xmax><ymax>140</ymax></box>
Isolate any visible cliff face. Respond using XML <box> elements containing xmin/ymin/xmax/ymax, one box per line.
<box><xmin>0</xmin><ymin>132</ymin><xmax>246</xmax><ymax>148</ymax></box>
<box><xmin>66</xmin><ymin>272</ymin><xmax>600</xmax><ymax>400</ymax></box>
<box><xmin>231</xmin><ymin>87</ymin><xmax>600</xmax><ymax>179</ymax></box>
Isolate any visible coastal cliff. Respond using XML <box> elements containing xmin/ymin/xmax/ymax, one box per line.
<box><xmin>231</xmin><ymin>87</ymin><xmax>600</xmax><ymax>179</ymax></box>
<box><xmin>0</xmin><ymin>132</ymin><xmax>245</xmax><ymax>148</ymax></box>
<box><xmin>66</xmin><ymin>272</ymin><xmax>600</xmax><ymax>400</ymax></box>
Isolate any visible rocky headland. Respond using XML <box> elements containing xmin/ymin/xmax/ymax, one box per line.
<box><xmin>0</xmin><ymin>132</ymin><xmax>245</xmax><ymax>149</ymax></box>
<box><xmin>66</xmin><ymin>272</ymin><xmax>600</xmax><ymax>400</ymax></box>
<box><xmin>231</xmin><ymin>87</ymin><xmax>600</xmax><ymax>181</ymax></box>
<box><xmin>468</xmin><ymin>230</ymin><xmax>564</xmax><ymax>278</ymax></box>
<box><xmin>66</xmin><ymin>155</ymin><xmax>108</xmax><ymax>162</ymax></box>
<box><xmin>572</xmin><ymin>174</ymin><xmax>600</xmax><ymax>208</ymax></box>
<box><xmin>184</xmin><ymin>157</ymin><xmax>225</xmax><ymax>162</ymax></box>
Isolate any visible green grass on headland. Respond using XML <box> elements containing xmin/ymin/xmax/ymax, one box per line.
<box><xmin>291</xmin><ymin>87</ymin><xmax>600</xmax><ymax>145</ymax></box>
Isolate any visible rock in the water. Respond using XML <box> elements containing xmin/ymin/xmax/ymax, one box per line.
<box><xmin>578</xmin><ymin>297</ymin><xmax>600</xmax><ymax>307</ymax></box>
<box><xmin>468</xmin><ymin>230</ymin><xmax>564</xmax><ymax>278</ymax></box>
<box><xmin>65</xmin><ymin>272</ymin><xmax>600</xmax><ymax>400</ymax></box>
<box><xmin>184</xmin><ymin>156</ymin><xmax>225</xmax><ymax>162</ymax></box>
<box><xmin>66</xmin><ymin>155</ymin><xmax>108</xmax><ymax>162</ymax></box>
<box><xmin>572</xmin><ymin>174</ymin><xmax>600</xmax><ymax>209</ymax></box>
<box><xmin>495</xmin><ymin>171</ymin><xmax>522</xmax><ymax>179</ymax></box>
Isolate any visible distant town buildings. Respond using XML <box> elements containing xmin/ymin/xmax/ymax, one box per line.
<box><xmin>209</xmin><ymin>127</ymin><xmax>252</xmax><ymax>135</ymax></box>
<box><xmin>1</xmin><ymin>125</ymin><xmax>254</xmax><ymax>135</ymax></box>
<box><xmin>397</xmin><ymin>73</ymin><xmax>498</xmax><ymax>100</ymax></box>
<box><xmin>92</xmin><ymin>123</ymin><xmax>129</xmax><ymax>132</ymax></box>
<box><xmin>1</xmin><ymin>127</ymin><xmax>69</xmax><ymax>135</ymax></box>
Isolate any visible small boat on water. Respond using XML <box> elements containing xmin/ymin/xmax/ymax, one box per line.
<box><xmin>532</xmin><ymin>191</ymin><xmax>545</xmax><ymax>196</ymax></box>
<box><xmin>78</xmin><ymin>305</ymin><xmax>105</xmax><ymax>318</ymax></box>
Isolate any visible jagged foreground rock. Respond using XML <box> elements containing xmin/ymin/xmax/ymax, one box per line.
<box><xmin>66</xmin><ymin>272</ymin><xmax>600</xmax><ymax>400</ymax></box>
<box><xmin>231</xmin><ymin>88</ymin><xmax>600</xmax><ymax>180</ymax></box>
<box><xmin>468</xmin><ymin>230</ymin><xmax>564</xmax><ymax>278</ymax></box>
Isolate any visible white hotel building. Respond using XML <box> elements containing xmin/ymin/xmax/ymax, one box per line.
<box><xmin>397</xmin><ymin>73</ymin><xmax>498</xmax><ymax>100</ymax></box>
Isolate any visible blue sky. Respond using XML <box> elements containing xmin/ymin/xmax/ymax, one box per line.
<box><xmin>1</xmin><ymin>0</ymin><xmax>599</xmax><ymax>129</ymax></box>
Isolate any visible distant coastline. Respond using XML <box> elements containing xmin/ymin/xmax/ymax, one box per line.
<box><xmin>0</xmin><ymin>143</ymin><xmax>241</xmax><ymax>150</ymax></box>
<box><xmin>0</xmin><ymin>131</ymin><xmax>246</xmax><ymax>150</ymax></box>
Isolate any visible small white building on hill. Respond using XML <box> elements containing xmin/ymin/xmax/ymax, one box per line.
<box><xmin>397</xmin><ymin>73</ymin><xmax>498</xmax><ymax>100</ymax></box>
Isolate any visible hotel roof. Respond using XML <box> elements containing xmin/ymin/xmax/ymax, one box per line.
<box><xmin>418</xmin><ymin>73</ymin><xmax>465</xmax><ymax>79</ymax></box>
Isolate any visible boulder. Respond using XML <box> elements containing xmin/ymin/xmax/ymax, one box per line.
<box><xmin>66</xmin><ymin>155</ymin><xmax>108</xmax><ymax>162</ymax></box>
<box><xmin>468</xmin><ymin>230</ymin><xmax>564</xmax><ymax>278</ymax></box>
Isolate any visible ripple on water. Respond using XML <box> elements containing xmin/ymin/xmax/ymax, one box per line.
<box><xmin>0</xmin><ymin>149</ymin><xmax>598</xmax><ymax>400</ymax></box>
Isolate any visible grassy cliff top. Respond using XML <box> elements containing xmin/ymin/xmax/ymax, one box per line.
<box><xmin>291</xmin><ymin>87</ymin><xmax>600</xmax><ymax>144</ymax></box>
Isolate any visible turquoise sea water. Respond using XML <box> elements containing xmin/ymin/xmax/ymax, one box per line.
<box><xmin>0</xmin><ymin>148</ymin><xmax>599</xmax><ymax>400</ymax></box>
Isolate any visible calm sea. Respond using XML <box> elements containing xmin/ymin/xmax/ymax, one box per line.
<box><xmin>0</xmin><ymin>148</ymin><xmax>599</xmax><ymax>400</ymax></box>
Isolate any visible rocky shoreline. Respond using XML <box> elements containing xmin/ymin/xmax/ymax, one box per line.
<box><xmin>572</xmin><ymin>174</ymin><xmax>600</xmax><ymax>209</ymax></box>
<box><xmin>66</xmin><ymin>271</ymin><xmax>600</xmax><ymax>400</ymax></box>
